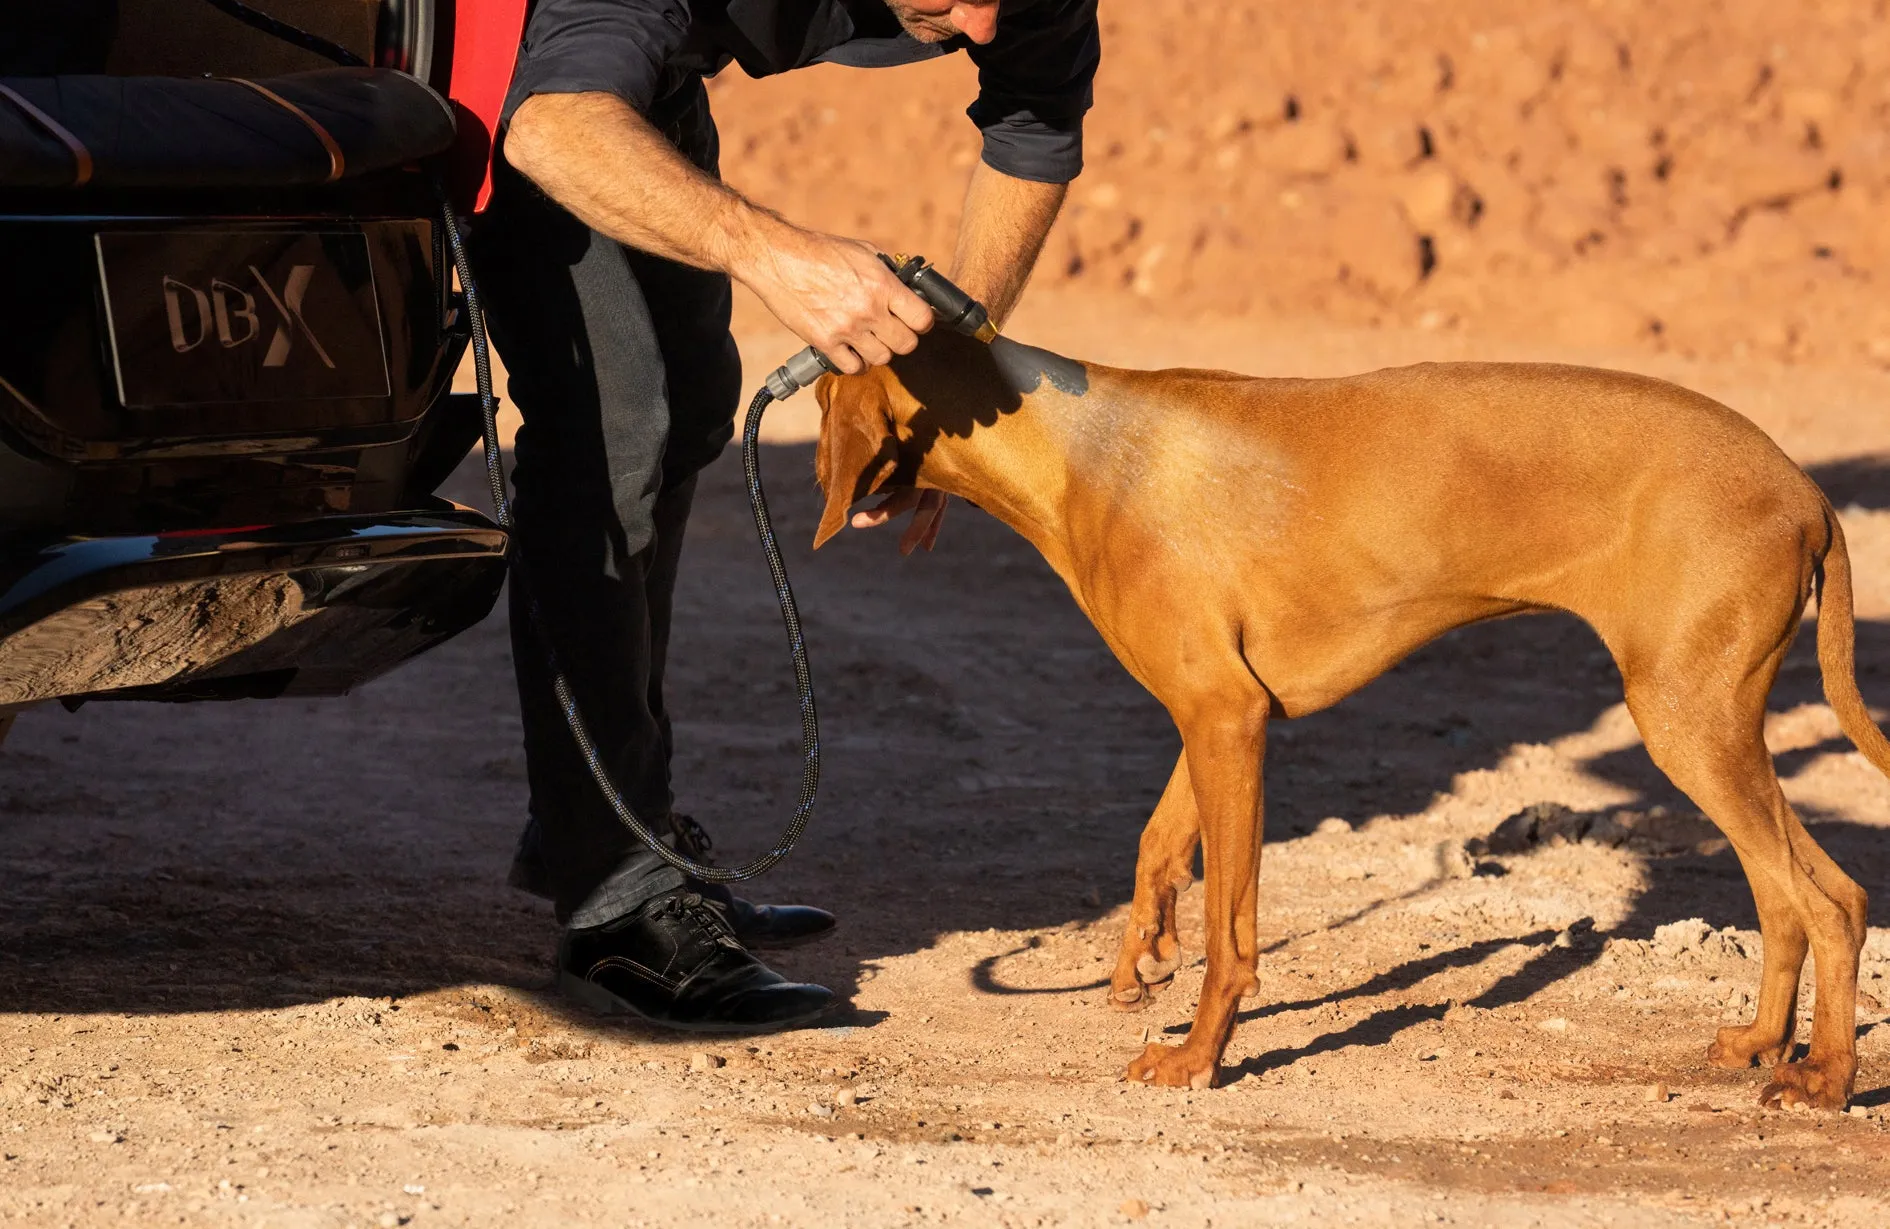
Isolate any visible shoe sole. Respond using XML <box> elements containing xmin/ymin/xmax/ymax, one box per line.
<box><xmin>556</xmin><ymin>969</ymin><xmax>836</xmax><ymax>1035</ymax></box>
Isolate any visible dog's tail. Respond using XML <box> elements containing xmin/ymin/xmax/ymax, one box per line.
<box><xmin>1817</xmin><ymin>504</ymin><xmax>1890</xmax><ymax>779</ymax></box>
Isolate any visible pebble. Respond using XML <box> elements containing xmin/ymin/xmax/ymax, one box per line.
<box><xmin>689</xmin><ymin>1052</ymin><xmax>724</xmax><ymax>1072</ymax></box>
<box><xmin>809</xmin><ymin>1103</ymin><xmax>834</xmax><ymax>1120</ymax></box>
<box><xmin>835</xmin><ymin>1088</ymin><xmax>858</xmax><ymax>1107</ymax></box>
<box><xmin>88</xmin><ymin>1131</ymin><xmax>120</xmax><ymax>1144</ymax></box>
<box><xmin>1537</xmin><ymin>1017</ymin><xmax>1570</xmax><ymax>1033</ymax></box>
<box><xmin>1120</xmin><ymin>1197</ymin><xmax>1151</xmax><ymax>1219</ymax></box>
<box><xmin>1647</xmin><ymin>1082</ymin><xmax>1672</xmax><ymax>1103</ymax></box>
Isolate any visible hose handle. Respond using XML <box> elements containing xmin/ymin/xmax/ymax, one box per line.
<box><xmin>882</xmin><ymin>253</ymin><xmax>998</xmax><ymax>343</ymax></box>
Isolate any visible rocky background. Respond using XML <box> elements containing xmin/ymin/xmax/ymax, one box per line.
<box><xmin>713</xmin><ymin>0</ymin><xmax>1890</xmax><ymax>369</ymax></box>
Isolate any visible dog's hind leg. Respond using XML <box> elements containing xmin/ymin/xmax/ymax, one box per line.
<box><xmin>1128</xmin><ymin>693</ymin><xmax>1269</xmax><ymax>1088</ymax></box>
<box><xmin>1110</xmin><ymin>752</ymin><xmax>1200</xmax><ymax>1009</ymax></box>
<box><xmin>1618</xmin><ymin>609</ymin><xmax>1866</xmax><ymax>1109</ymax></box>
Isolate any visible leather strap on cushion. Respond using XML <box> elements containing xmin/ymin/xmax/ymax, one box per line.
<box><xmin>0</xmin><ymin>81</ymin><xmax>92</xmax><ymax>186</ymax></box>
<box><xmin>227</xmin><ymin>77</ymin><xmax>345</xmax><ymax>183</ymax></box>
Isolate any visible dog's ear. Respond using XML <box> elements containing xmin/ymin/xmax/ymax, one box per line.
<box><xmin>813</xmin><ymin>371</ymin><xmax>901</xmax><ymax>548</ymax></box>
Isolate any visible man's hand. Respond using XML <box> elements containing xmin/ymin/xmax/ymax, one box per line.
<box><xmin>850</xmin><ymin>488</ymin><xmax>947</xmax><ymax>555</ymax></box>
<box><xmin>729</xmin><ymin>224</ymin><xmax>932</xmax><ymax>373</ymax></box>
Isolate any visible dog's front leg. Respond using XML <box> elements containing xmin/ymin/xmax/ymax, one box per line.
<box><xmin>1111</xmin><ymin>752</ymin><xmax>1200</xmax><ymax>1009</ymax></box>
<box><xmin>1127</xmin><ymin>699</ymin><xmax>1267</xmax><ymax>1089</ymax></box>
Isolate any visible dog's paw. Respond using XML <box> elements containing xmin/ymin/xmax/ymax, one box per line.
<box><xmin>1110</xmin><ymin>980</ymin><xmax>1159</xmax><ymax>1011</ymax></box>
<box><xmin>1126</xmin><ymin>1042</ymin><xmax>1218</xmax><ymax>1090</ymax></box>
<box><xmin>1760</xmin><ymin>1057</ymin><xmax>1854</xmax><ymax>1112</ymax></box>
<box><xmin>1108</xmin><ymin>933</ymin><xmax>1182</xmax><ymax>1011</ymax></box>
<box><xmin>1707</xmin><ymin>1023</ymin><xmax>1792</xmax><ymax>1071</ymax></box>
<box><xmin>1135</xmin><ymin>949</ymin><xmax>1182</xmax><ymax>984</ymax></box>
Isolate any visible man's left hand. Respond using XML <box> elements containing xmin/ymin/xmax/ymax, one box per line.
<box><xmin>850</xmin><ymin>488</ymin><xmax>947</xmax><ymax>555</ymax></box>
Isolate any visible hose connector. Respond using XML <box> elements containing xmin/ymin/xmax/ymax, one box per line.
<box><xmin>764</xmin><ymin>345</ymin><xmax>834</xmax><ymax>401</ymax></box>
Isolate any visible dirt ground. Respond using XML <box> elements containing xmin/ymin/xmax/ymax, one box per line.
<box><xmin>4</xmin><ymin>302</ymin><xmax>1890</xmax><ymax>1226</ymax></box>
<box><xmin>8</xmin><ymin>1</ymin><xmax>1890</xmax><ymax>1223</ymax></box>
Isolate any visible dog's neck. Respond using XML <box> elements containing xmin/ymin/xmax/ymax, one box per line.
<box><xmin>890</xmin><ymin>336</ymin><xmax>1096</xmax><ymax>574</ymax></box>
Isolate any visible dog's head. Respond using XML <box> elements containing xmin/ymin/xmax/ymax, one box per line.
<box><xmin>812</xmin><ymin>366</ymin><xmax>911</xmax><ymax>548</ymax></box>
<box><xmin>811</xmin><ymin>332</ymin><xmax>1081</xmax><ymax>547</ymax></box>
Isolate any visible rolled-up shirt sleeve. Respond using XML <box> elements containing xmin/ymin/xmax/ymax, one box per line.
<box><xmin>965</xmin><ymin>0</ymin><xmax>1099</xmax><ymax>184</ymax></box>
<box><xmin>501</xmin><ymin>0</ymin><xmax>693</xmax><ymax>124</ymax></box>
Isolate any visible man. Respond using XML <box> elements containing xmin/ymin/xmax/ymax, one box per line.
<box><xmin>475</xmin><ymin>0</ymin><xmax>1099</xmax><ymax>1033</ymax></box>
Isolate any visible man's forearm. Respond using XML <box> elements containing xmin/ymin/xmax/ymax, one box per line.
<box><xmin>505</xmin><ymin>91</ymin><xmax>931</xmax><ymax>371</ymax></box>
<box><xmin>505</xmin><ymin>92</ymin><xmax>765</xmax><ymax>272</ymax></box>
<box><xmin>950</xmin><ymin>161</ymin><xmax>1068</xmax><ymax>328</ymax></box>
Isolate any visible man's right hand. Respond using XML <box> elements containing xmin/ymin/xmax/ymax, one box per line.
<box><xmin>729</xmin><ymin>223</ymin><xmax>934</xmax><ymax>373</ymax></box>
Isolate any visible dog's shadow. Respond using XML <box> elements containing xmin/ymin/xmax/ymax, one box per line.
<box><xmin>0</xmin><ymin>446</ymin><xmax>1885</xmax><ymax>1081</ymax></box>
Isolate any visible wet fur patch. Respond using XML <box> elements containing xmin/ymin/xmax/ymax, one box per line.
<box><xmin>990</xmin><ymin>338</ymin><xmax>1089</xmax><ymax>397</ymax></box>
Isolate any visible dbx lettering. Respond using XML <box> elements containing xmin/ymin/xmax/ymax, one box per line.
<box><xmin>160</xmin><ymin>264</ymin><xmax>335</xmax><ymax>369</ymax></box>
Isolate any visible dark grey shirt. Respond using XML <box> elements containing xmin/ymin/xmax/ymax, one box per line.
<box><xmin>502</xmin><ymin>0</ymin><xmax>1099</xmax><ymax>183</ymax></box>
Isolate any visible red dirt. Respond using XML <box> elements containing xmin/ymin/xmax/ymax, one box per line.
<box><xmin>711</xmin><ymin>0</ymin><xmax>1890</xmax><ymax>368</ymax></box>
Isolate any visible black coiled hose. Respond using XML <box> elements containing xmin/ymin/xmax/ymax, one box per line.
<box><xmin>436</xmin><ymin>193</ymin><xmax>820</xmax><ymax>884</ymax></box>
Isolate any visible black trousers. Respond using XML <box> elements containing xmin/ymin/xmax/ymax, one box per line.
<box><xmin>470</xmin><ymin>82</ymin><xmax>743</xmax><ymax>921</ymax></box>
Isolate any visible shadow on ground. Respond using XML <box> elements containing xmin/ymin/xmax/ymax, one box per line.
<box><xmin>0</xmin><ymin>446</ymin><xmax>1885</xmax><ymax>1073</ymax></box>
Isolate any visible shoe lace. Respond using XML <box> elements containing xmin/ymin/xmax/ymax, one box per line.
<box><xmin>650</xmin><ymin>890</ymin><xmax>741</xmax><ymax>948</ymax></box>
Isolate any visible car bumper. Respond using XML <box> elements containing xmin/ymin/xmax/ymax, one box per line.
<box><xmin>0</xmin><ymin>507</ymin><xmax>506</xmax><ymax>707</ymax></box>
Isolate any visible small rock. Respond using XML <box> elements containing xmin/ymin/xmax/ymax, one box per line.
<box><xmin>1846</xmin><ymin>1105</ymin><xmax>1869</xmax><ymax>1118</ymax></box>
<box><xmin>1436</xmin><ymin>841</ymin><xmax>1476</xmax><ymax>879</ymax></box>
<box><xmin>1315</xmin><ymin>817</ymin><xmax>1352</xmax><ymax>835</ymax></box>
<box><xmin>1646</xmin><ymin>1082</ymin><xmax>1672</xmax><ymax>1103</ymax></box>
<box><xmin>809</xmin><ymin>1103</ymin><xmax>834</xmax><ymax>1120</ymax></box>
<box><xmin>1120</xmin><ymin>1198</ymin><xmax>1151</xmax><ymax>1220</ymax></box>
<box><xmin>689</xmin><ymin>1052</ymin><xmax>724</xmax><ymax>1072</ymax></box>
<box><xmin>440</xmin><ymin>1042</ymin><xmax>458</xmax><ymax>1052</ymax></box>
<box><xmin>377</xmin><ymin>1214</ymin><xmax>400</xmax><ymax>1229</ymax></box>
<box><xmin>1537</xmin><ymin>1017</ymin><xmax>1570</xmax><ymax>1033</ymax></box>
<box><xmin>88</xmin><ymin>1131</ymin><xmax>120</xmax><ymax>1144</ymax></box>
<box><xmin>835</xmin><ymin>1088</ymin><xmax>859</xmax><ymax>1107</ymax></box>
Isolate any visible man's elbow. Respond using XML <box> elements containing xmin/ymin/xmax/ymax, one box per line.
<box><xmin>502</xmin><ymin>95</ymin><xmax>562</xmax><ymax>184</ymax></box>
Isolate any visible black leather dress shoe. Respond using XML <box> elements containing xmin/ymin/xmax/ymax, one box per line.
<box><xmin>508</xmin><ymin>814</ymin><xmax>837</xmax><ymax>951</ymax></box>
<box><xmin>558</xmin><ymin>887</ymin><xmax>835</xmax><ymax>1033</ymax></box>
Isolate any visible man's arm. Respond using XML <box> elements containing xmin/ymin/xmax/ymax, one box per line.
<box><xmin>505</xmin><ymin>91</ymin><xmax>932</xmax><ymax>372</ymax></box>
<box><xmin>950</xmin><ymin>159</ymin><xmax>1067</xmax><ymax>329</ymax></box>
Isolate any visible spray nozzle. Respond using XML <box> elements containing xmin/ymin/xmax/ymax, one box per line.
<box><xmin>763</xmin><ymin>254</ymin><xmax>995</xmax><ymax>400</ymax></box>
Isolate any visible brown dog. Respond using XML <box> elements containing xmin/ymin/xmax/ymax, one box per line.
<box><xmin>812</xmin><ymin>332</ymin><xmax>1887</xmax><ymax>1108</ymax></box>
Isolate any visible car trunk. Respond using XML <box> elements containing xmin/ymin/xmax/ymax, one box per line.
<box><xmin>0</xmin><ymin>2</ymin><xmax>514</xmax><ymax>704</ymax></box>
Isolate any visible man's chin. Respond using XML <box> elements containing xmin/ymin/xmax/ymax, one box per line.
<box><xmin>895</xmin><ymin>15</ymin><xmax>960</xmax><ymax>43</ymax></box>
